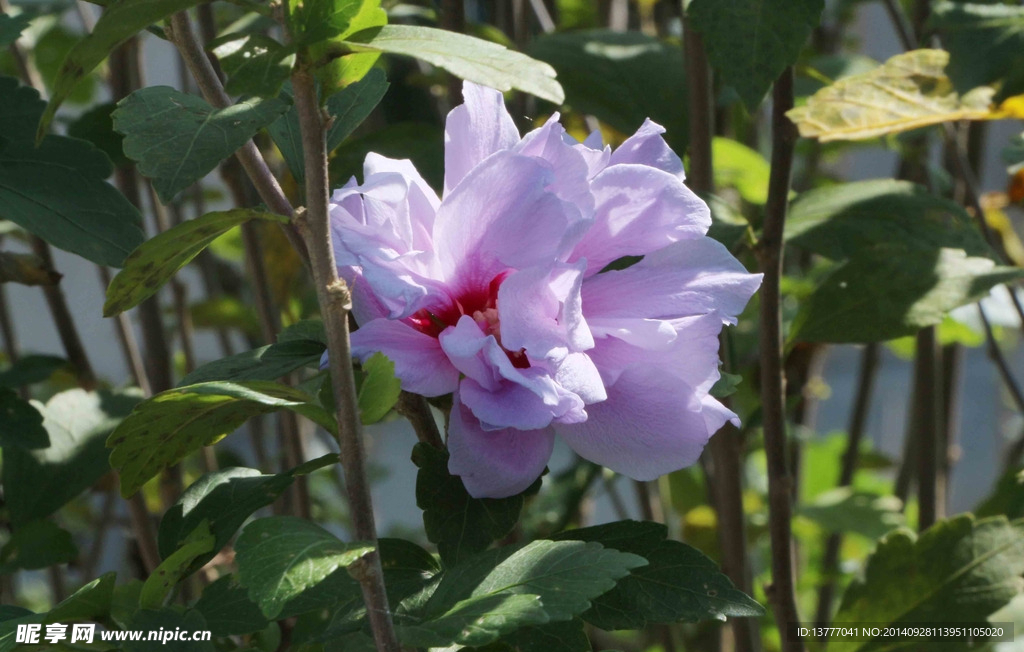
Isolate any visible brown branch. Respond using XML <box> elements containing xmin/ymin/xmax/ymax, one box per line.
<box><xmin>756</xmin><ymin>67</ymin><xmax>804</xmax><ymax>652</ymax></box>
<box><xmin>395</xmin><ymin>391</ymin><xmax>443</xmax><ymax>449</ymax></box>
<box><xmin>290</xmin><ymin>68</ymin><xmax>401</xmax><ymax>652</ymax></box>
<box><xmin>914</xmin><ymin>327</ymin><xmax>941</xmax><ymax>531</ymax></box>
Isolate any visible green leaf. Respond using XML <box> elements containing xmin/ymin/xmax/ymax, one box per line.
<box><xmin>555</xmin><ymin>521</ymin><xmax>764</xmax><ymax>629</ymax></box>
<box><xmin>37</xmin><ymin>0</ymin><xmax>208</xmax><ymax>137</ymax></box>
<box><xmin>235</xmin><ymin>516</ymin><xmax>374</xmax><ymax>619</ymax></box>
<box><xmin>790</xmin><ymin>245</ymin><xmax>1024</xmax><ymax>343</ymax></box>
<box><xmin>413</xmin><ymin>443</ymin><xmax>535</xmax><ymax>567</ymax></box>
<box><xmin>124</xmin><ymin>609</ymin><xmax>215</xmax><ymax>652</ymax></box>
<box><xmin>268</xmin><ymin>68</ymin><xmax>389</xmax><ymax>183</ymax></box>
<box><xmin>0</xmin><ymin>76</ymin><xmax>45</xmax><ymax>140</ymax></box>
<box><xmin>709</xmin><ymin>371</ymin><xmax>742</xmax><ymax>400</ymax></box>
<box><xmin>179</xmin><ymin>339</ymin><xmax>325</xmax><ymax>386</ymax></box>
<box><xmin>107</xmin><ymin>381</ymin><xmax>335</xmax><ymax>497</ymax></box>
<box><xmin>357</xmin><ymin>352</ymin><xmax>400</xmax><ymax>424</ymax></box>
<box><xmin>193</xmin><ymin>575</ymin><xmax>270</xmax><ymax>636</ymax></box>
<box><xmin>0</xmin><ymin>572</ymin><xmax>116</xmax><ymax>652</ymax></box>
<box><xmin>502</xmin><ymin>619</ymin><xmax>591</xmax><ymax>652</ymax></box>
<box><xmin>303</xmin><ymin>0</ymin><xmax>386</xmax><ymax>93</ymax></box>
<box><xmin>342</xmin><ymin>25</ymin><xmax>564</xmax><ymax>105</ymax></box>
<box><xmin>140</xmin><ymin>521</ymin><xmax>215</xmax><ymax>609</ymax></box>
<box><xmin>287</xmin><ymin>0</ymin><xmax>384</xmax><ymax>48</ymax></box>
<box><xmin>395</xmin><ymin>540</ymin><xmax>645</xmax><ymax>648</ymax></box>
<box><xmin>527</xmin><ymin>30</ymin><xmax>686</xmax><ymax>150</ymax></box>
<box><xmin>0</xmin><ymin>13</ymin><xmax>31</xmax><ymax>48</ymax></box>
<box><xmin>211</xmin><ymin>34</ymin><xmax>296</xmax><ymax>98</ymax></box>
<box><xmin>785</xmin><ymin>180</ymin><xmax>993</xmax><ymax>260</ymax></box>
<box><xmin>798</xmin><ymin>488</ymin><xmax>904</xmax><ymax>539</ymax></box>
<box><xmin>190</xmin><ymin>296</ymin><xmax>262</xmax><ymax>338</ymax></box>
<box><xmin>712</xmin><ymin>137</ymin><xmax>770</xmax><ymax>205</ymax></box>
<box><xmin>930</xmin><ymin>2</ymin><xmax>1024</xmax><ymax>102</ymax></box>
<box><xmin>976</xmin><ymin>468</ymin><xmax>1024</xmax><ymax>520</ymax></box>
<box><xmin>157</xmin><ymin>467</ymin><xmax>295</xmax><ymax>567</ymax></box>
<box><xmin>112</xmin><ymin>87</ymin><xmax>290</xmax><ymax>203</ymax></box>
<box><xmin>67</xmin><ymin>102</ymin><xmax>130</xmax><ymax>168</ymax></box>
<box><xmin>0</xmin><ymin>388</ymin><xmax>49</xmax><ymax>450</ymax></box>
<box><xmin>787</xmin><ymin>49</ymin><xmax>1004</xmax><ymax>142</ymax></box>
<box><xmin>688</xmin><ymin>0</ymin><xmax>824</xmax><ymax>110</ymax></box>
<box><xmin>0</xmin><ymin>520</ymin><xmax>77</xmax><ymax>573</ymax></box>
<box><xmin>3</xmin><ymin>388</ymin><xmax>141</xmax><ymax>526</ymax></box>
<box><xmin>834</xmin><ymin>516</ymin><xmax>1024</xmax><ymax>649</ymax></box>
<box><xmin>103</xmin><ymin>209</ymin><xmax>288</xmax><ymax>317</ymax></box>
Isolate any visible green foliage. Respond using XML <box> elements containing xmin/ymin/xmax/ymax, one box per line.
<box><xmin>140</xmin><ymin>521</ymin><xmax>214</xmax><ymax>609</ymax></box>
<box><xmin>269</xmin><ymin>69</ymin><xmax>389</xmax><ymax>183</ymax></box>
<box><xmin>329</xmin><ymin>121</ymin><xmax>444</xmax><ymax>189</ymax></box>
<box><xmin>37</xmin><ymin>0</ymin><xmax>208</xmax><ymax>137</ymax></box>
<box><xmin>413</xmin><ymin>443</ymin><xmax>536</xmax><ymax>566</ymax></box>
<box><xmin>688</xmin><ymin>0</ymin><xmax>825</xmax><ymax>109</ymax></box>
<box><xmin>0</xmin><ymin>76</ymin><xmax>144</xmax><ymax>267</ymax></box>
<box><xmin>234</xmin><ymin>516</ymin><xmax>374</xmax><ymax>619</ymax></box>
<box><xmin>930</xmin><ymin>2</ymin><xmax>1024</xmax><ymax>102</ymax></box>
<box><xmin>0</xmin><ymin>389</ymin><xmax>49</xmax><ymax>450</ymax></box>
<box><xmin>0</xmin><ymin>12</ymin><xmax>31</xmax><ymax>48</ymax></box>
<box><xmin>527</xmin><ymin>30</ymin><xmax>686</xmax><ymax>149</ymax></box>
<box><xmin>193</xmin><ymin>575</ymin><xmax>270</xmax><ymax>636</ymax></box>
<box><xmin>834</xmin><ymin>516</ymin><xmax>1024</xmax><ymax>647</ymax></box>
<box><xmin>394</xmin><ymin>540</ymin><xmax>646</xmax><ymax>648</ymax></box>
<box><xmin>211</xmin><ymin>34</ymin><xmax>296</xmax><ymax>98</ymax></box>
<box><xmin>0</xmin><ymin>520</ymin><xmax>77</xmax><ymax>573</ymax></box>
<box><xmin>976</xmin><ymin>468</ymin><xmax>1024</xmax><ymax>520</ymax></box>
<box><xmin>107</xmin><ymin>381</ymin><xmax>334</xmax><ymax>497</ymax></box>
<box><xmin>0</xmin><ymin>573</ymin><xmax>116</xmax><ymax>652</ymax></box>
<box><xmin>357</xmin><ymin>352</ymin><xmax>400</xmax><ymax>424</ymax></box>
<box><xmin>179</xmin><ymin>339</ymin><xmax>325</xmax><ymax>386</ymax></box>
<box><xmin>798</xmin><ymin>488</ymin><xmax>904</xmax><ymax>539</ymax></box>
<box><xmin>555</xmin><ymin>521</ymin><xmax>764</xmax><ymax>629</ymax></box>
<box><xmin>113</xmin><ymin>88</ymin><xmax>290</xmax><ymax>202</ymax></box>
<box><xmin>104</xmin><ymin>209</ymin><xmax>288</xmax><ymax>316</ymax></box>
<box><xmin>3</xmin><ymin>388</ymin><xmax>141</xmax><ymax>526</ymax></box>
<box><xmin>712</xmin><ymin>137</ymin><xmax>771</xmax><ymax>205</ymax></box>
<box><xmin>67</xmin><ymin>102</ymin><xmax>130</xmax><ymax>168</ymax></box>
<box><xmin>342</xmin><ymin>25</ymin><xmax>564</xmax><ymax>105</ymax></box>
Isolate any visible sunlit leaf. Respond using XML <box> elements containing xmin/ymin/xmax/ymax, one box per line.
<box><xmin>358</xmin><ymin>353</ymin><xmax>400</xmax><ymax>424</ymax></box>
<box><xmin>140</xmin><ymin>521</ymin><xmax>215</xmax><ymax>609</ymax></box>
<box><xmin>211</xmin><ymin>34</ymin><xmax>296</xmax><ymax>98</ymax></box>
<box><xmin>712</xmin><ymin>137</ymin><xmax>770</xmax><ymax>205</ymax></box>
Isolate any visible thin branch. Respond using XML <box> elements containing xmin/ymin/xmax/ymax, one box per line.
<box><xmin>290</xmin><ymin>68</ymin><xmax>401</xmax><ymax>652</ymax></box>
<box><xmin>757</xmin><ymin>67</ymin><xmax>804</xmax><ymax>652</ymax></box>
<box><xmin>915</xmin><ymin>327</ymin><xmax>941</xmax><ymax>531</ymax></box>
<box><xmin>395</xmin><ymin>391</ymin><xmax>443</xmax><ymax>449</ymax></box>
<box><xmin>97</xmin><ymin>266</ymin><xmax>152</xmax><ymax>395</ymax></box>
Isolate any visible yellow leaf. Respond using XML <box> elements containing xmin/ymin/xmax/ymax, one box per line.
<box><xmin>787</xmin><ymin>49</ymin><xmax>1005</xmax><ymax>142</ymax></box>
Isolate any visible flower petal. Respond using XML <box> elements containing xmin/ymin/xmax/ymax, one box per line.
<box><xmin>581</xmin><ymin>237</ymin><xmax>762</xmax><ymax>323</ymax></box>
<box><xmin>608</xmin><ymin>118</ymin><xmax>686</xmax><ymax>180</ymax></box>
<box><xmin>433</xmin><ymin>151</ymin><xmax>585</xmax><ymax>290</ymax></box>
<box><xmin>444</xmin><ymin>82</ymin><xmax>520</xmax><ymax>196</ymax></box>
<box><xmin>448</xmin><ymin>396</ymin><xmax>554</xmax><ymax>498</ymax></box>
<box><xmin>350</xmin><ymin>318</ymin><xmax>459</xmax><ymax>397</ymax></box>
<box><xmin>515</xmin><ymin>116</ymin><xmax>595</xmax><ymax>215</ymax></box>
<box><xmin>555</xmin><ymin>366</ymin><xmax>713</xmax><ymax>481</ymax></box>
<box><xmin>570</xmin><ymin>164</ymin><xmax>710</xmax><ymax>274</ymax></box>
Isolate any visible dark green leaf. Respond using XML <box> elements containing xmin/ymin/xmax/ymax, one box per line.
<box><xmin>930</xmin><ymin>2</ymin><xmax>1024</xmax><ymax>102</ymax></box>
<box><xmin>158</xmin><ymin>467</ymin><xmax>294</xmax><ymax>566</ymax></box>
<box><xmin>835</xmin><ymin>516</ymin><xmax>1024</xmax><ymax>649</ymax></box>
<box><xmin>798</xmin><ymin>488</ymin><xmax>904</xmax><ymax>539</ymax></box>
<box><xmin>556</xmin><ymin>520</ymin><xmax>764</xmax><ymax>629</ymax></box>
<box><xmin>522</xmin><ymin>460</ymin><xmax>600</xmax><ymax>540</ymax></box>
<box><xmin>0</xmin><ymin>354</ymin><xmax>67</xmax><ymax>388</ymax></box>
<box><xmin>3</xmin><ymin>389</ymin><xmax>141</xmax><ymax>526</ymax></box>
<box><xmin>976</xmin><ymin>468</ymin><xmax>1024</xmax><ymax>520</ymax></box>
<box><xmin>0</xmin><ymin>389</ymin><xmax>49</xmax><ymax>450</ymax></box>
<box><xmin>37</xmin><ymin>0</ymin><xmax>208</xmax><ymax>137</ymax></box>
<box><xmin>0</xmin><ymin>572</ymin><xmax>116</xmax><ymax>652</ymax></box>
<box><xmin>413</xmin><ymin>443</ymin><xmax>535</xmax><ymax>567</ymax></box>
<box><xmin>710</xmin><ymin>371</ymin><xmax>742</xmax><ymax>400</ymax></box>
<box><xmin>112</xmin><ymin>87</ymin><xmax>289</xmax><ymax>202</ymax></box>
<box><xmin>235</xmin><ymin>516</ymin><xmax>374</xmax><ymax>619</ymax></box>
<box><xmin>527</xmin><ymin>30</ymin><xmax>686</xmax><ymax>150</ymax></box>
<box><xmin>0</xmin><ymin>76</ymin><xmax>45</xmax><ymax>141</ymax></box>
<box><xmin>124</xmin><ymin>609</ymin><xmax>215</xmax><ymax>652</ymax></box>
<box><xmin>179</xmin><ymin>340</ymin><xmax>325</xmax><ymax>386</ymax></box>
<box><xmin>689</xmin><ymin>0</ymin><xmax>825</xmax><ymax>109</ymax></box>
<box><xmin>67</xmin><ymin>102</ymin><xmax>130</xmax><ymax>168</ymax></box>
<box><xmin>0</xmin><ymin>520</ymin><xmax>77</xmax><ymax>573</ymax></box>
<box><xmin>211</xmin><ymin>34</ymin><xmax>296</xmax><ymax>98</ymax></box>
<box><xmin>140</xmin><ymin>521</ymin><xmax>214</xmax><ymax>609</ymax></box>
<box><xmin>790</xmin><ymin>245</ymin><xmax>1024</xmax><ymax>343</ymax></box>
<box><xmin>395</xmin><ymin>540</ymin><xmax>645</xmax><ymax>648</ymax></box>
<box><xmin>107</xmin><ymin>381</ymin><xmax>335</xmax><ymax>497</ymax></box>
<box><xmin>0</xmin><ymin>134</ymin><xmax>145</xmax><ymax>267</ymax></box>
<box><xmin>269</xmin><ymin>69</ymin><xmax>389</xmax><ymax>183</ymax></box>
<box><xmin>342</xmin><ymin>25</ymin><xmax>563</xmax><ymax>104</ymax></box>
<box><xmin>104</xmin><ymin>209</ymin><xmax>288</xmax><ymax>316</ymax></box>
<box><xmin>785</xmin><ymin>180</ymin><xmax>992</xmax><ymax>260</ymax></box>
<box><xmin>279</xmin><ymin>319</ymin><xmax>327</xmax><ymax>345</ymax></box>
<box><xmin>502</xmin><ymin>619</ymin><xmax>591</xmax><ymax>652</ymax></box>
<box><xmin>0</xmin><ymin>13</ymin><xmax>30</xmax><ymax>48</ymax></box>
<box><xmin>193</xmin><ymin>575</ymin><xmax>269</xmax><ymax>636</ymax></box>
<box><xmin>357</xmin><ymin>352</ymin><xmax>400</xmax><ymax>424</ymax></box>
